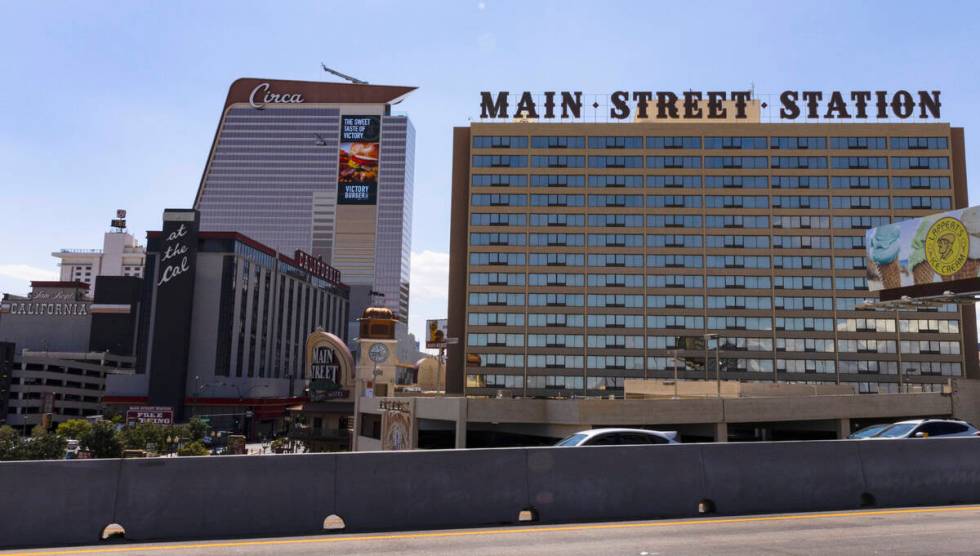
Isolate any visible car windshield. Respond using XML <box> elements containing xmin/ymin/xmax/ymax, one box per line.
<box><xmin>849</xmin><ymin>424</ymin><xmax>889</xmax><ymax>439</ymax></box>
<box><xmin>874</xmin><ymin>423</ymin><xmax>918</xmax><ymax>438</ymax></box>
<box><xmin>555</xmin><ymin>433</ymin><xmax>589</xmax><ymax>446</ymax></box>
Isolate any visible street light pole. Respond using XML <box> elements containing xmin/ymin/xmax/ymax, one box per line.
<box><xmin>703</xmin><ymin>333</ymin><xmax>719</xmax><ymax>398</ymax></box>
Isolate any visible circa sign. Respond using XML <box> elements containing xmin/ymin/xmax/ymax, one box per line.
<box><xmin>249</xmin><ymin>82</ymin><xmax>305</xmax><ymax>109</ymax></box>
<box><xmin>479</xmin><ymin>90</ymin><xmax>942</xmax><ymax>121</ymax></box>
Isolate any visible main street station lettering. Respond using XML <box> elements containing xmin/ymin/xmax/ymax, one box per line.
<box><xmin>248</xmin><ymin>82</ymin><xmax>305</xmax><ymax>109</ymax></box>
<box><xmin>479</xmin><ymin>90</ymin><xmax>942</xmax><ymax>121</ymax></box>
<box><xmin>311</xmin><ymin>345</ymin><xmax>340</xmax><ymax>385</ymax></box>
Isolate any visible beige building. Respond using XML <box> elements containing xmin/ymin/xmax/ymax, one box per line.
<box><xmin>354</xmin><ymin>378</ymin><xmax>980</xmax><ymax>448</ymax></box>
<box><xmin>53</xmin><ymin>230</ymin><xmax>145</xmax><ymax>293</ymax></box>
<box><xmin>447</xmin><ymin>121</ymin><xmax>977</xmax><ymax>399</ymax></box>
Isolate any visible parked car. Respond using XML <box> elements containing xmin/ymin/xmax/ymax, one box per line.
<box><xmin>869</xmin><ymin>419</ymin><xmax>980</xmax><ymax>439</ymax></box>
<box><xmin>555</xmin><ymin>428</ymin><xmax>679</xmax><ymax>447</ymax></box>
<box><xmin>847</xmin><ymin>423</ymin><xmax>892</xmax><ymax>439</ymax></box>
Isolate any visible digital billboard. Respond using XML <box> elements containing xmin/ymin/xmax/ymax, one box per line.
<box><xmin>866</xmin><ymin>207</ymin><xmax>980</xmax><ymax>292</ymax></box>
<box><xmin>426</xmin><ymin>318</ymin><xmax>448</xmax><ymax>349</ymax></box>
<box><xmin>338</xmin><ymin>115</ymin><xmax>380</xmax><ymax>205</ymax></box>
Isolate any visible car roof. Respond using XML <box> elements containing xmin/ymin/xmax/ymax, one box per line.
<box><xmin>574</xmin><ymin>428</ymin><xmax>674</xmax><ymax>438</ymax></box>
<box><xmin>891</xmin><ymin>419</ymin><xmax>967</xmax><ymax>425</ymax></box>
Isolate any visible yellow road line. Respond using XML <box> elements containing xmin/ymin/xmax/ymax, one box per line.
<box><xmin>6</xmin><ymin>505</ymin><xmax>980</xmax><ymax>556</ymax></box>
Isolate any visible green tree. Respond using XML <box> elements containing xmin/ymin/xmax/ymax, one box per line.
<box><xmin>80</xmin><ymin>420</ymin><xmax>122</xmax><ymax>459</ymax></box>
<box><xmin>119</xmin><ymin>422</ymin><xmax>169</xmax><ymax>452</ymax></box>
<box><xmin>56</xmin><ymin>419</ymin><xmax>92</xmax><ymax>440</ymax></box>
<box><xmin>24</xmin><ymin>425</ymin><xmax>67</xmax><ymax>460</ymax></box>
<box><xmin>0</xmin><ymin>425</ymin><xmax>26</xmax><ymax>461</ymax></box>
<box><xmin>177</xmin><ymin>440</ymin><xmax>209</xmax><ymax>457</ymax></box>
<box><xmin>186</xmin><ymin>417</ymin><xmax>208</xmax><ymax>442</ymax></box>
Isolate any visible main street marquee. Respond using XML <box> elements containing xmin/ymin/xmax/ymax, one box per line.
<box><xmin>479</xmin><ymin>90</ymin><xmax>942</xmax><ymax>121</ymax></box>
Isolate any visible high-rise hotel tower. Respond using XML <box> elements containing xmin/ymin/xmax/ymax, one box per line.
<box><xmin>194</xmin><ymin>78</ymin><xmax>415</xmax><ymax>330</ymax></box>
<box><xmin>448</xmin><ymin>117</ymin><xmax>977</xmax><ymax>397</ymax></box>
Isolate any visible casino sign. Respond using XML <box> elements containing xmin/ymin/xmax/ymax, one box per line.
<box><xmin>304</xmin><ymin>328</ymin><xmax>354</xmax><ymax>401</ymax></box>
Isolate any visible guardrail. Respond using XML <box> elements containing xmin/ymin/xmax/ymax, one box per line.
<box><xmin>2</xmin><ymin>438</ymin><xmax>979</xmax><ymax>548</ymax></box>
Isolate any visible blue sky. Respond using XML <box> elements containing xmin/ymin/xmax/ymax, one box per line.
<box><xmin>2</xmin><ymin>0</ymin><xmax>980</xmax><ymax>343</ymax></box>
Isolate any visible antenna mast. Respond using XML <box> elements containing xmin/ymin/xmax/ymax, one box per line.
<box><xmin>321</xmin><ymin>63</ymin><xmax>368</xmax><ymax>85</ymax></box>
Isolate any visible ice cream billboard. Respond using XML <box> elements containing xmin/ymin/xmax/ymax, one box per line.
<box><xmin>865</xmin><ymin>207</ymin><xmax>980</xmax><ymax>291</ymax></box>
<box><xmin>426</xmin><ymin>318</ymin><xmax>448</xmax><ymax>349</ymax></box>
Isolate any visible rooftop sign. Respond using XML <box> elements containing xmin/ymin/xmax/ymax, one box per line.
<box><xmin>479</xmin><ymin>90</ymin><xmax>942</xmax><ymax>121</ymax></box>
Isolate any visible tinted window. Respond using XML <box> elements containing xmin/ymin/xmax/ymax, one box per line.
<box><xmin>619</xmin><ymin>433</ymin><xmax>653</xmax><ymax>445</ymax></box>
<box><xmin>875</xmin><ymin>423</ymin><xmax>917</xmax><ymax>438</ymax></box>
<box><xmin>585</xmin><ymin>433</ymin><xmax>620</xmax><ymax>446</ymax></box>
<box><xmin>918</xmin><ymin>422</ymin><xmax>968</xmax><ymax>437</ymax></box>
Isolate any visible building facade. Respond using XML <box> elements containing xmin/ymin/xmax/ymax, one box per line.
<box><xmin>53</xmin><ymin>227</ymin><xmax>146</xmax><ymax>292</ymax></box>
<box><xmin>193</xmin><ymin>78</ymin><xmax>415</xmax><ymax>329</ymax></box>
<box><xmin>105</xmin><ymin>209</ymin><xmax>351</xmax><ymax>435</ymax></box>
<box><xmin>0</xmin><ymin>280</ymin><xmax>141</xmax><ymax>430</ymax></box>
<box><xmin>448</xmin><ymin>122</ymin><xmax>978</xmax><ymax>398</ymax></box>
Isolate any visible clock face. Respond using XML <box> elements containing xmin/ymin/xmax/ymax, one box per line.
<box><xmin>368</xmin><ymin>343</ymin><xmax>389</xmax><ymax>363</ymax></box>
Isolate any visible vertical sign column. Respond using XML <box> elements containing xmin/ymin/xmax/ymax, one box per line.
<box><xmin>147</xmin><ymin>209</ymin><xmax>200</xmax><ymax>420</ymax></box>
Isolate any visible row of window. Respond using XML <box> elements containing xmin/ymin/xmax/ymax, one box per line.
<box><xmin>470</xmin><ymin>253</ymin><xmax>861</xmax><ymax>269</ymax></box>
<box><xmin>471</xmin><ymin>211</ymin><xmax>893</xmax><ymax>231</ymax></box>
<box><xmin>473</xmin><ymin>174</ymin><xmax>952</xmax><ymax>190</ymax></box>
<box><xmin>471</xmin><ymin>194</ymin><xmax>950</xmax><ymax>211</ymax></box>
<box><xmin>473</xmin><ymin>155</ymin><xmax>951</xmax><ymax>169</ymax></box>
<box><xmin>469</xmin><ymin>231</ymin><xmax>864</xmax><ymax>252</ymax></box>
<box><xmin>473</xmin><ymin>136</ymin><xmax>950</xmax><ymax>151</ymax></box>
<box><xmin>467</xmin><ymin>313</ymin><xmax>960</xmax><ymax>335</ymax></box>
<box><xmin>465</xmin><ymin>334</ymin><xmax>963</xmax><ymax>356</ymax></box>
<box><xmin>468</xmin><ymin>273</ymin><xmax>868</xmax><ymax>291</ymax></box>
<box><xmin>465</xmin><ymin>310</ymin><xmax>958</xmax><ymax>332</ymax></box>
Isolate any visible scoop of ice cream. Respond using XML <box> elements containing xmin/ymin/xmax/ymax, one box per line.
<box><xmin>909</xmin><ymin>215</ymin><xmax>939</xmax><ymax>269</ymax></box>
<box><xmin>870</xmin><ymin>224</ymin><xmax>901</xmax><ymax>265</ymax></box>
<box><xmin>960</xmin><ymin>207</ymin><xmax>980</xmax><ymax>259</ymax></box>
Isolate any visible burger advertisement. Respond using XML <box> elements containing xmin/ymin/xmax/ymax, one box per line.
<box><xmin>338</xmin><ymin>115</ymin><xmax>380</xmax><ymax>204</ymax></box>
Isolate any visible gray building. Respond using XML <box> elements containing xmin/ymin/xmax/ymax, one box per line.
<box><xmin>0</xmin><ymin>281</ymin><xmax>138</xmax><ymax>431</ymax></box>
<box><xmin>104</xmin><ymin>209</ymin><xmax>351</xmax><ymax>435</ymax></box>
<box><xmin>193</xmin><ymin>78</ymin><xmax>416</xmax><ymax>340</ymax></box>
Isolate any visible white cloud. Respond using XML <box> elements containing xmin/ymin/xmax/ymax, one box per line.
<box><xmin>409</xmin><ymin>250</ymin><xmax>450</xmax><ymax>352</ymax></box>
<box><xmin>0</xmin><ymin>264</ymin><xmax>57</xmax><ymax>283</ymax></box>
<box><xmin>0</xmin><ymin>264</ymin><xmax>58</xmax><ymax>298</ymax></box>
<box><xmin>410</xmin><ymin>250</ymin><xmax>449</xmax><ymax>300</ymax></box>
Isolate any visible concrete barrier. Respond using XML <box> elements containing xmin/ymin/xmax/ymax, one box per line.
<box><xmin>335</xmin><ymin>448</ymin><xmax>528</xmax><ymax>531</ymax></box>
<box><xmin>857</xmin><ymin>438</ymin><xmax>980</xmax><ymax>508</ymax></box>
<box><xmin>0</xmin><ymin>459</ymin><xmax>120</xmax><ymax>547</ymax></box>
<box><xmin>526</xmin><ymin>444</ymin><xmax>705</xmax><ymax>522</ymax></box>
<box><xmin>4</xmin><ymin>439</ymin><xmax>980</xmax><ymax>549</ymax></box>
<box><xmin>699</xmin><ymin>440</ymin><xmax>867</xmax><ymax>515</ymax></box>
<box><xmin>113</xmin><ymin>453</ymin><xmax>338</xmax><ymax>542</ymax></box>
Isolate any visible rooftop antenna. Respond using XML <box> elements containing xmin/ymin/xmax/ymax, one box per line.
<box><xmin>321</xmin><ymin>63</ymin><xmax>368</xmax><ymax>85</ymax></box>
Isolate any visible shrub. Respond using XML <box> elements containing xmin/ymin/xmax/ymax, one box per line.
<box><xmin>177</xmin><ymin>441</ymin><xmax>209</xmax><ymax>457</ymax></box>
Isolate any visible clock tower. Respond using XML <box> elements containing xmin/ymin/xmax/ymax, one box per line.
<box><xmin>356</xmin><ymin>307</ymin><xmax>399</xmax><ymax>396</ymax></box>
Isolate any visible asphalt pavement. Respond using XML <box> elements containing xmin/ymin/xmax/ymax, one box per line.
<box><xmin>3</xmin><ymin>505</ymin><xmax>978</xmax><ymax>556</ymax></box>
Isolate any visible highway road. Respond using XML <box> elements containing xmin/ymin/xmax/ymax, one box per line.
<box><xmin>4</xmin><ymin>505</ymin><xmax>978</xmax><ymax>556</ymax></box>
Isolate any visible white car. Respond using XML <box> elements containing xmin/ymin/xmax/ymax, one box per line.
<box><xmin>555</xmin><ymin>428</ymin><xmax>680</xmax><ymax>447</ymax></box>
<box><xmin>869</xmin><ymin>419</ymin><xmax>980</xmax><ymax>439</ymax></box>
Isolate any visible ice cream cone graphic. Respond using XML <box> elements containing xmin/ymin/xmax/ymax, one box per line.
<box><xmin>949</xmin><ymin>207</ymin><xmax>980</xmax><ymax>281</ymax></box>
<box><xmin>909</xmin><ymin>215</ymin><xmax>940</xmax><ymax>285</ymax></box>
<box><xmin>869</xmin><ymin>224</ymin><xmax>902</xmax><ymax>289</ymax></box>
